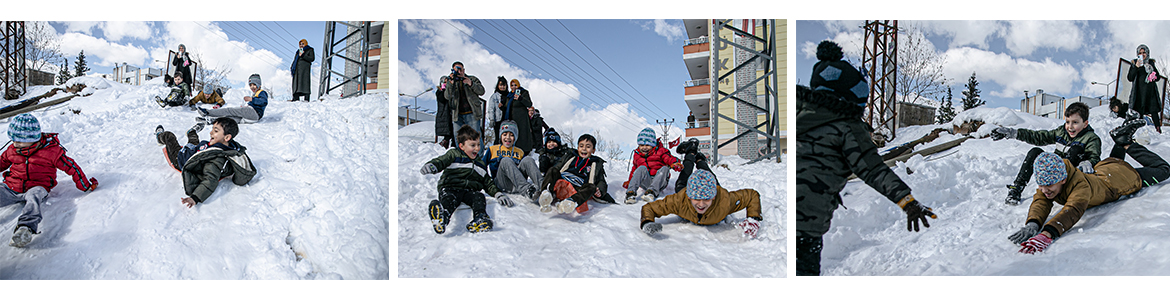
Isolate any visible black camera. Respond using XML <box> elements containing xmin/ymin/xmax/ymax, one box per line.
<box><xmin>676</xmin><ymin>138</ymin><xmax>700</xmax><ymax>155</ymax></box>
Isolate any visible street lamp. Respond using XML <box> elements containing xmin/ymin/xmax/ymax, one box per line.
<box><xmin>1092</xmin><ymin>79</ymin><xmax>1118</xmax><ymax>99</ymax></box>
<box><xmin>399</xmin><ymin>87</ymin><xmax>434</xmax><ymax>125</ymax></box>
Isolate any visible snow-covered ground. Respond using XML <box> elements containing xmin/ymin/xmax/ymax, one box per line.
<box><xmin>397</xmin><ymin>122</ymin><xmax>786</xmax><ymax>277</ymax></box>
<box><xmin>0</xmin><ymin>77</ymin><xmax>389</xmax><ymax>279</ymax></box>
<box><xmin>823</xmin><ymin>105</ymin><xmax>1170</xmax><ymax>275</ymax></box>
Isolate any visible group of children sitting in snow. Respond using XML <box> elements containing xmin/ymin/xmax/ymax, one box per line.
<box><xmin>420</xmin><ymin>123</ymin><xmax>763</xmax><ymax>239</ymax></box>
<box><xmin>0</xmin><ymin>72</ymin><xmax>269</xmax><ymax>248</ymax></box>
<box><xmin>796</xmin><ymin>40</ymin><xmax>1170</xmax><ymax>276</ymax></box>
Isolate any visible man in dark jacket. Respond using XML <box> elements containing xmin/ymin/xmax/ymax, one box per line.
<box><xmin>441</xmin><ymin>61</ymin><xmax>485</xmax><ymax>135</ymax></box>
<box><xmin>796</xmin><ymin>41</ymin><xmax>937</xmax><ymax>276</ymax></box>
<box><xmin>291</xmin><ymin>39</ymin><xmax>314</xmax><ymax>102</ymax></box>
<box><xmin>154</xmin><ymin>117</ymin><xmax>256</xmax><ymax>208</ymax></box>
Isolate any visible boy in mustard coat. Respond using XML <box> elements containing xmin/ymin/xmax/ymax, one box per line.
<box><xmin>639</xmin><ymin>169</ymin><xmax>763</xmax><ymax>238</ymax></box>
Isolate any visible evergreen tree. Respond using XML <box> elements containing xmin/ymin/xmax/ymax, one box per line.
<box><xmin>57</xmin><ymin>59</ymin><xmax>72</xmax><ymax>85</ymax></box>
<box><xmin>73</xmin><ymin>50</ymin><xmax>90</xmax><ymax>77</ymax></box>
<box><xmin>961</xmin><ymin>72</ymin><xmax>984</xmax><ymax>110</ymax></box>
<box><xmin>936</xmin><ymin>87</ymin><xmax>956</xmax><ymax>124</ymax></box>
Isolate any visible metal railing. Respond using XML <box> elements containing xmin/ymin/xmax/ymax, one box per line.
<box><xmin>684</xmin><ymin>78</ymin><xmax>709</xmax><ymax>87</ymax></box>
<box><xmin>683</xmin><ymin>36</ymin><xmax>708</xmax><ymax>46</ymax></box>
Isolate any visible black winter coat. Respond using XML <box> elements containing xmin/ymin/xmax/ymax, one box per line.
<box><xmin>1129</xmin><ymin>59</ymin><xmax>1162</xmax><ymax>116</ymax></box>
<box><xmin>292</xmin><ymin>46</ymin><xmax>314</xmax><ymax>95</ymax></box>
<box><xmin>434</xmin><ymin>88</ymin><xmax>453</xmax><ymax>138</ymax></box>
<box><xmin>529</xmin><ymin>113</ymin><xmax>548</xmax><ymax>154</ymax></box>
<box><xmin>502</xmin><ymin>89</ymin><xmax>533</xmax><ymax>152</ymax></box>
<box><xmin>182</xmin><ymin>140</ymin><xmax>257</xmax><ymax>203</ymax></box>
<box><xmin>172</xmin><ymin>52</ymin><xmax>193</xmax><ymax>93</ymax></box>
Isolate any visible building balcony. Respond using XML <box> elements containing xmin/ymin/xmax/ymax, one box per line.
<box><xmin>684</xmin><ymin>79</ymin><xmax>709</xmax><ymax>95</ymax></box>
<box><xmin>685</xmin><ymin>126</ymin><xmax>710</xmax><ymax>137</ymax></box>
<box><xmin>683</xmin><ymin>36</ymin><xmax>709</xmax><ymax>55</ymax></box>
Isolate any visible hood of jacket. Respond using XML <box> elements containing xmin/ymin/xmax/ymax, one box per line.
<box><xmin>796</xmin><ymin>85</ymin><xmax>866</xmax><ymax>137</ymax></box>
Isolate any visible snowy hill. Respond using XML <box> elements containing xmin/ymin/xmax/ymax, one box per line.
<box><xmin>823</xmin><ymin>105</ymin><xmax>1170</xmax><ymax>275</ymax></box>
<box><xmin>0</xmin><ymin>77</ymin><xmax>389</xmax><ymax>279</ymax></box>
<box><xmin>397</xmin><ymin>122</ymin><xmax>786</xmax><ymax>277</ymax></box>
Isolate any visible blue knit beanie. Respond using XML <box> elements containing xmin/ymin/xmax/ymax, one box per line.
<box><xmin>637</xmin><ymin>128</ymin><xmax>657</xmax><ymax>146</ymax></box>
<box><xmin>8</xmin><ymin>113</ymin><xmax>41</xmax><ymax>143</ymax></box>
<box><xmin>1034</xmin><ymin>152</ymin><xmax>1068</xmax><ymax>186</ymax></box>
<box><xmin>500</xmin><ymin>120</ymin><xmax>519</xmax><ymax>139</ymax></box>
<box><xmin>545</xmin><ymin>128</ymin><xmax>561</xmax><ymax>145</ymax></box>
<box><xmin>687</xmin><ymin>169</ymin><xmax>717</xmax><ymax>200</ymax></box>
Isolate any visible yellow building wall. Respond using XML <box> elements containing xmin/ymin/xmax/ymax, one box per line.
<box><xmin>377</xmin><ymin>22</ymin><xmax>391</xmax><ymax>90</ymax></box>
<box><xmin>711</xmin><ymin>20</ymin><xmax>786</xmax><ymax>139</ymax></box>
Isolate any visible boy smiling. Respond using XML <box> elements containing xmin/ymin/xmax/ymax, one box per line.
<box><xmin>991</xmin><ymin>102</ymin><xmax>1102</xmax><ymax>205</ymax></box>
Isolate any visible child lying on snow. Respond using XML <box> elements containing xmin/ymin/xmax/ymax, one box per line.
<box><xmin>154</xmin><ymin>117</ymin><xmax>256</xmax><ymax>209</ymax></box>
<box><xmin>0</xmin><ymin>114</ymin><xmax>97</xmax><ymax>247</ymax></box>
<box><xmin>639</xmin><ymin>169</ymin><xmax>762</xmax><ymax>238</ymax></box>
<box><xmin>421</xmin><ymin>125</ymin><xmax>510</xmax><ymax>234</ymax></box>
<box><xmin>536</xmin><ymin>134</ymin><xmax>616</xmax><ymax>214</ymax></box>
<box><xmin>623</xmin><ymin>127</ymin><xmax>681</xmax><ymax>204</ymax></box>
<box><xmin>1009</xmin><ymin>120</ymin><xmax>1170</xmax><ymax>254</ymax></box>
<box><xmin>990</xmin><ymin>102</ymin><xmax>1102</xmax><ymax>205</ymax></box>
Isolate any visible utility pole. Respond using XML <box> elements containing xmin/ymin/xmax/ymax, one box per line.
<box><xmin>656</xmin><ymin>118</ymin><xmax>675</xmax><ymax>145</ymax></box>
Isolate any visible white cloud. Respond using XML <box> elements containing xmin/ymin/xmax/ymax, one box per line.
<box><xmin>399</xmin><ymin>19</ymin><xmax>661</xmax><ymax>150</ymax></box>
<box><xmin>59</xmin><ymin>21</ymin><xmax>100</xmax><ymax>34</ymax></box>
<box><xmin>798</xmin><ymin>31</ymin><xmax>864</xmax><ymax>63</ymax></box>
<box><xmin>943</xmin><ymin>47</ymin><xmax>1079</xmax><ymax>99</ymax></box>
<box><xmin>914</xmin><ymin>20</ymin><xmax>1002</xmax><ymax>50</ymax></box>
<box><xmin>1002</xmin><ymin>21</ymin><xmax>1083</xmax><ymax>56</ymax></box>
<box><xmin>100</xmin><ymin>21</ymin><xmax>153</xmax><ymax>41</ymax></box>
<box><xmin>58</xmin><ymin>32</ymin><xmax>149</xmax><ymax>68</ymax></box>
<box><xmin>641</xmin><ymin>19</ymin><xmax>685</xmax><ymax>44</ymax></box>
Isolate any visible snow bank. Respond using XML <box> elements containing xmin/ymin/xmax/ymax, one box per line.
<box><xmin>397</xmin><ymin>139</ymin><xmax>785</xmax><ymax>277</ymax></box>
<box><xmin>823</xmin><ymin>104</ymin><xmax>1170</xmax><ymax>275</ymax></box>
<box><xmin>0</xmin><ymin>81</ymin><xmax>388</xmax><ymax>279</ymax></box>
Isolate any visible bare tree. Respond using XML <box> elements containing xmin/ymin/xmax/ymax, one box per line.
<box><xmin>592</xmin><ymin>132</ymin><xmax>626</xmax><ymax>162</ymax></box>
<box><xmin>191</xmin><ymin>53</ymin><xmax>231</xmax><ymax>93</ymax></box>
<box><xmin>896</xmin><ymin>25</ymin><xmax>949</xmax><ymax>105</ymax></box>
<box><xmin>25</xmin><ymin>21</ymin><xmax>63</xmax><ymax>72</ymax></box>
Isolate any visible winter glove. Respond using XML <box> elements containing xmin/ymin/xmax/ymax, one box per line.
<box><xmin>495</xmin><ymin>193</ymin><xmax>514</xmax><ymax>207</ymax></box>
<box><xmin>671</xmin><ymin>162</ymin><xmax>683</xmax><ymax>172</ymax></box>
<box><xmin>641</xmin><ymin>222</ymin><xmax>662</xmax><ymax>236</ymax></box>
<box><xmin>420</xmin><ymin>163</ymin><xmax>439</xmax><ymax>175</ymax></box>
<box><xmin>897</xmin><ymin>195</ymin><xmax>937</xmax><ymax>232</ymax></box>
<box><xmin>990</xmin><ymin>127</ymin><xmax>1017</xmax><ymax>141</ymax></box>
<box><xmin>1077</xmin><ymin>160</ymin><xmax>1095</xmax><ymax>174</ymax></box>
<box><xmin>737</xmin><ymin>218</ymin><xmax>761</xmax><ymax>239</ymax></box>
<box><xmin>79</xmin><ymin>177</ymin><xmax>98</xmax><ymax>192</ymax></box>
<box><xmin>1007</xmin><ymin>222</ymin><xmax>1040</xmax><ymax>245</ymax></box>
<box><xmin>1019</xmin><ymin>232</ymin><xmax>1054</xmax><ymax>254</ymax></box>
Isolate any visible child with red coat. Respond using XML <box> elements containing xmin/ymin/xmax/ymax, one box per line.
<box><xmin>0</xmin><ymin>114</ymin><xmax>97</xmax><ymax>247</ymax></box>
<box><xmin>624</xmin><ymin>128</ymin><xmax>681</xmax><ymax>204</ymax></box>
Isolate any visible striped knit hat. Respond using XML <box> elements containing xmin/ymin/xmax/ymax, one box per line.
<box><xmin>637</xmin><ymin>128</ymin><xmax>657</xmax><ymax>146</ymax></box>
<box><xmin>500</xmin><ymin>120</ymin><xmax>519</xmax><ymax>138</ymax></box>
<box><xmin>1034</xmin><ymin>152</ymin><xmax>1068</xmax><ymax>186</ymax></box>
<box><xmin>8</xmin><ymin>113</ymin><xmax>41</xmax><ymax>143</ymax></box>
<box><xmin>687</xmin><ymin>169</ymin><xmax>718</xmax><ymax>200</ymax></box>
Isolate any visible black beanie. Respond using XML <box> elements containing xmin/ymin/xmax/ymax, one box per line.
<box><xmin>809</xmin><ymin>40</ymin><xmax>868</xmax><ymax>105</ymax></box>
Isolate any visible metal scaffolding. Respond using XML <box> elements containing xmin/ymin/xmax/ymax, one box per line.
<box><xmin>318</xmin><ymin>21</ymin><xmax>370</xmax><ymax>99</ymax></box>
<box><xmin>1</xmin><ymin>21</ymin><xmax>27</xmax><ymax>100</ymax></box>
<box><xmin>710</xmin><ymin>19</ymin><xmax>782</xmax><ymax>165</ymax></box>
<box><xmin>862</xmin><ymin>20</ymin><xmax>899</xmax><ymax>141</ymax></box>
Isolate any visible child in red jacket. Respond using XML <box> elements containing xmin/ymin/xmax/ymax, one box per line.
<box><xmin>624</xmin><ymin>128</ymin><xmax>681</xmax><ymax>204</ymax></box>
<box><xmin>0</xmin><ymin>114</ymin><xmax>96</xmax><ymax>247</ymax></box>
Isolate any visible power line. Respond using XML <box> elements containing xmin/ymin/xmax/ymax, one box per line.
<box><xmin>271</xmin><ymin>21</ymin><xmax>300</xmax><ymax>42</ymax></box>
<box><xmin>259</xmin><ymin>21</ymin><xmax>296</xmax><ymax>45</ymax></box>
<box><xmin>242</xmin><ymin>21</ymin><xmax>288</xmax><ymax>54</ymax></box>
<box><xmin>439</xmin><ymin>20</ymin><xmax>646</xmax><ymax>134</ymax></box>
<box><xmin>551</xmin><ymin>20</ymin><xmax>673</xmax><ymax>118</ymax></box>
<box><xmin>190</xmin><ymin>22</ymin><xmax>285</xmax><ymax>72</ymax></box>
<box><xmin>218</xmin><ymin>22</ymin><xmax>281</xmax><ymax>56</ymax></box>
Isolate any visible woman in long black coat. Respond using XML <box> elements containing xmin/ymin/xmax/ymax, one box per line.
<box><xmin>434</xmin><ymin>78</ymin><xmax>454</xmax><ymax>148</ymax></box>
<box><xmin>1129</xmin><ymin>44</ymin><xmax>1163</xmax><ymax>131</ymax></box>
<box><xmin>291</xmin><ymin>39</ymin><xmax>315</xmax><ymax>101</ymax></box>
<box><xmin>503</xmin><ymin>79</ymin><xmax>534</xmax><ymax>152</ymax></box>
<box><xmin>172</xmin><ymin>44</ymin><xmax>193</xmax><ymax>94</ymax></box>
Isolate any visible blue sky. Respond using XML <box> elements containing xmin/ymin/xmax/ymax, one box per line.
<box><xmin>39</xmin><ymin>21</ymin><xmax>325</xmax><ymax>99</ymax></box>
<box><xmin>796</xmin><ymin>20</ymin><xmax>1170</xmax><ymax>110</ymax></box>
<box><xmin>398</xmin><ymin>19</ymin><xmax>691</xmax><ymax>149</ymax></box>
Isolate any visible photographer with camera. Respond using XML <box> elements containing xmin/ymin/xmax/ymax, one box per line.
<box><xmin>440</xmin><ymin>61</ymin><xmax>486</xmax><ymax>135</ymax></box>
<box><xmin>674</xmin><ymin>138</ymin><xmax>716</xmax><ymax>194</ymax></box>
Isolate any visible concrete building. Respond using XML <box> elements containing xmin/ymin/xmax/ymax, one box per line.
<box><xmin>342</xmin><ymin>21</ymin><xmax>387</xmax><ymax>96</ymax></box>
<box><xmin>112</xmin><ymin>63</ymin><xmax>162</xmax><ymax>86</ymax></box>
<box><xmin>681</xmin><ymin>19</ymin><xmax>786</xmax><ymax>159</ymax></box>
<box><xmin>398</xmin><ymin>106</ymin><xmax>435</xmax><ymax>127</ymax></box>
<box><xmin>1020</xmin><ymin>89</ymin><xmax>1106</xmax><ymax>119</ymax></box>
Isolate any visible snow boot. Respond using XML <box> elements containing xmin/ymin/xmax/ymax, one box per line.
<box><xmin>538</xmin><ymin>190</ymin><xmax>554</xmax><ymax>213</ymax></box>
<box><xmin>524</xmin><ymin>185</ymin><xmax>538</xmax><ymax>201</ymax></box>
<box><xmin>427</xmin><ymin>200</ymin><xmax>451</xmax><ymax>234</ymax></box>
<box><xmin>555</xmin><ymin>199</ymin><xmax>577</xmax><ymax>214</ymax></box>
<box><xmin>625</xmin><ymin>191</ymin><xmax>638</xmax><ymax>204</ymax></box>
<box><xmin>641</xmin><ymin>190</ymin><xmax>657</xmax><ymax>202</ymax></box>
<box><xmin>1005</xmin><ymin>184</ymin><xmax>1024</xmax><ymax>205</ymax></box>
<box><xmin>155</xmin><ymin>125</ymin><xmax>165</xmax><ymax>145</ymax></box>
<box><xmin>466</xmin><ymin>212</ymin><xmax>493</xmax><ymax>233</ymax></box>
<box><xmin>1112</xmin><ymin>118</ymin><xmax>1146</xmax><ymax>146</ymax></box>
<box><xmin>9</xmin><ymin>226</ymin><xmax>32</xmax><ymax>248</ymax></box>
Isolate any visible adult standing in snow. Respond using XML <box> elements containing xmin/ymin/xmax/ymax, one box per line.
<box><xmin>290</xmin><ymin>39</ymin><xmax>314</xmax><ymax>102</ymax></box>
<box><xmin>640</xmin><ymin>169</ymin><xmax>762</xmax><ymax>238</ymax></box>
<box><xmin>441</xmin><ymin>61</ymin><xmax>485</xmax><ymax>136</ymax></box>
<box><xmin>172</xmin><ymin>44</ymin><xmax>194</xmax><ymax>95</ymax></box>
<box><xmin>486</xmin><ymin>76</ymin><xmax>508</xmax><ymax>146</ymax></box>
<box><xmin>1010</xmin><ymin>121</ymin><xmax>1170</xmax><ymax>254</ymax></box>
<box><xmin>434</xmin><ymin>82</ymin><xmax>454</xmax><ymax>148</ymax></box>
<box><xmin>990</xmin><ymin>102</ymin><xmax>1101</xmax><ymax>205</ymax></box>
<box><xmin>529</xmin><ymin>107</ymin><xmax>548</xmax><ymax>154</ymax></box>
<box><xmin>502</xmin><ymin>79</ymin><xmax>534</xmax><ymax>152</ymax></box>
<box><xmin>795</xmin><ymin>41</ymin><xmax>938</xmax><ymax>276</ymax></box>
<box><xmin>1128</xmin><ymin>44</ymin><xmax>1162</xmax><ymax>133</ymax></box>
